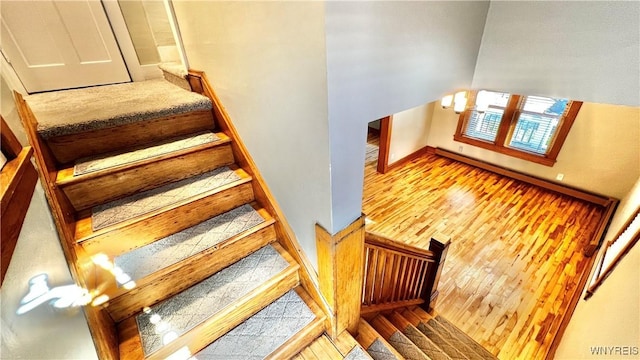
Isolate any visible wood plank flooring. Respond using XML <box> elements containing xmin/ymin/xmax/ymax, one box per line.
<box><xmin>362</xmin><ymin>146</ymin><xmax>604</xmax><ymax>360</ymax></box>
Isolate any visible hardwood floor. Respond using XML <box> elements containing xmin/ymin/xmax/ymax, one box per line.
<box><xmin>362</xmin><ymin>151</ymin><xmax>605</xmax><ymax>359</ymax></box>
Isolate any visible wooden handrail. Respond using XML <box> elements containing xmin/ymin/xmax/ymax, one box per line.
<box><xmin>361</xmin><ymin>231</ymin><xmax>450</xmax><ymax>314</ymax></box>
<box><xmin>365</xmin><ymin>231</ymin><xmax>435</xmax><ymax>258</ymax></box>
<box><xmin>586</xmin><ymin>206</ymin><xmax>640</xmax><ymax>299</ymax></box>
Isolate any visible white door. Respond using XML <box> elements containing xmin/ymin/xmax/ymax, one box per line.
<box><xmin>0</xmin><ymin>0</ymin><xmax>131</xmax><ymax>93</ymax></box>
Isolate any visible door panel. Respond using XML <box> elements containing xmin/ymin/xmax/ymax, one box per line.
<box><xmin>0</xmin><ymin>1</ymin><xmax>130</xmax><ymax>93</ymax></box>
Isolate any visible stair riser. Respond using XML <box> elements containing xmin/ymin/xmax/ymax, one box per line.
<box><xmin>134</xmin><ymin>267</ymin><xmax>300</xmax><ymax>360</ymax></box>
<box><xmin>79</xmin><ymin>180</ymin><xmax>255</xmax><ymax>256</ymax></box>
<box><xmin>46</xmin><ymin>110</ymin><xmax>214</xmax><ymax>164</ymax></box>
<box><xmin>61</xmin><ymin>144</ymin><xmax>234</xmax><ymax>211</ymax></box>
<box><xmin>102</xmin><ymin>223</ymin><xmax>277</xmax><ymax>321</ymax></box>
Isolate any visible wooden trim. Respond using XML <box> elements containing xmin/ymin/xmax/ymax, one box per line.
<box><xmin>365</xmin><ymin>231</ymin><xmax>435</xmax><ymax>259</ymax></box>
<box><xmin>586</xmin><ymin>206</ymin><xmax>640</xmax><ymax>298</ymax></box>
<box><xmin>546</xmin><ymin>101</ymin><xmax>582</xmax><ymax>161</ymax></box>
<box><xmin>421</xmin><ymin>235</ymin><xmax>450</xmax><ymax>312</ymax></box>
<box><xmin>386</xmin><ymin>145</ymin><xmax>436</xmax><ymax>172</ymax></box>
<box><xmin>583</xmin><ymin>199</ymin><xmax>618</xmax><ymax>257</ymax></box>
<box><xmin>453</xmin><ymin>134</ymin><xmax>556</xmax><ymax>166</ymax></box>
<box><xmin>316</xmin><ymin>215</ymin><xmax>365</xmax><ymax>338</ymax></box>
<box><xmin>435</xmin><ymin>148</ymin><xmax>613</xmax><ymax>207</ymax></box>
<box><xmin>360</xmin><ymin>298</ymin><xmax>425</xmax><ymax>315</ymax></box>
<box><xmin>1</xmin><ymin>116</ymin><xmax>23</xmax><ymax>158</ymax></box>
<box><xmin>186</xmin><ymin>70</ymin><xmax>332</xmax><ymax>324</ymax></box>
<box><xmin>545</xmin><ymin>247</ymin><xmax>600</xmax><ymax>360</ymax></box>
<box><xmin>495</xmin><ymin>94</ymin><xmax>522</xmax><ymax>146</ymax></box>
<box><xmin>454</xmin><ymin>91</ymin><xmax>582</xmax><ymax>167</ymax></box>
<box><xmin>607</xmin><ymin>206</ymin><xmax>640</xmax><ymax>248</ymax></box>
<box><xmin>377</xmin><ymin>116</ymin><xmax>392</xmax><ymax>174</ymax></box>
<box><xmin>13</xmin><ymin>92</ymin><xmax>120</xmax><ymax>360</ymax></box>
<box><xmin>0</xmin><ymin>143</ymin><xmax>37</xmax><ymax>285</ymax></box>
<box><xmin>586</xmin><ymin>228</ymin><xmax>640</xmax><ymax>301</ymax></box>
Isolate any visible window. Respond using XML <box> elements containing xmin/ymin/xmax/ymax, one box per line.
<box><xmin>454</xmin><ymin>90</ymin><xmax>582</xmax><ymax>166</ymax></box>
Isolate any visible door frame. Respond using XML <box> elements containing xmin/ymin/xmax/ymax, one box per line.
<box><xmin>377</xmin><ymin>116</ymin><xmax>392</xmax><ymax>174</ymax></box>
<box><xmin>102</xmin><ymin>0</ymin><xmax>188</xmax><ymax>82</ymax></box>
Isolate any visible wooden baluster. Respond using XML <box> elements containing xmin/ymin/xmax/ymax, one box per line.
<box><xmin>421</xmin><ymin>234</ymin><xmax>451</xmax><ymax>312</ymax></box>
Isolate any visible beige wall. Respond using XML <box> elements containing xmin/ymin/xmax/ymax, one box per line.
<box><xmin>172</xmin><ymin>1</ymin><xmax>331</xmax><ymax>269</ymax></box>
<box><xmin>427</xmin><ymin>102</ymin><xmax>640</xmax><ymax>199</ymax></box>
<box><xmin>555</xmin><ymin>176</ymin><xmax>640</xmax><ymax>359</ymax></box>
<box><xmin>388</xmin><ymin>102</ymin><xmax>434</xmax><ymax>164</ymax></box>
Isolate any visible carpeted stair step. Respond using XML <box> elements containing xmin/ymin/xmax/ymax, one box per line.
<box><xmin>369</xmin><ymin>315</ymin><xmax>430</xmax><ymax>360</ymax></box>
<box><xmin>293</xmin><ymin>334</ymin><xmax>372</xmax><ymax>360</ymax></box>
<box><xmin>400</xmin><ymin>310</ymin><xmax>471</xmax><ymax>360</ymax></box>
<box><xmin>432</xmin><ymin>315</ymin><xmax>497</xmax><ymax>360</ymax></box>
<box><xmin>118</xmin><ymin>243</ymin><xmax>306</xmax><ymax>360</ymax></box>
<box><xmin>387</xmin><ymin>312</ymin><xmax>454</xmax><ymax>360</ymax></box>
<box><xmin>76</xmin><ymin>166</ymin><xmax>254</xmax><ymax>256</ymax></box>
<box><xmin>25</xmin><ymin>79</ymin><xmax>214</xmax><ymax>163</ymax></box>
<box><xmin>408</xmin><ymin>309</ymin><xmax>495</xmax><ymax>359</ymax></box>
<box><xmin>90</xmin><ymin>204</ymin><xmax>277</xmax><ymax>321</ymax></box>
<box><xmin>191</xmin><ymin>287</ymin><xmax>325</xmax><ymax>360</ymax></box>
<box><xmin>356</xmin><ymin>318</ymin><xmax>405</xmax><ymax>360</ymax></box>
<box><xmin>56</xmin><ymin>131</ymin><xmax>233</xmax><ymax>211</ymax></box>
<box><xmin>331</xmin><ymin>329</ymin><xmax>375</xmax><ymax>360</ymax></box>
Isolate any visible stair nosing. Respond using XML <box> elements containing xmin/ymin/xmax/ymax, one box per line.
<box><xmin>119</xmin><ymin>245</ymin><xmax>301</xmax><ymax>360</ymax></box>
<box><xmin>75</xmin><ymin>168</ymin><xmax>252</xmax><ymax>244</ymax></box>
<box><xmin>56</xmin><ymin>132</ymin><xmax>231</xmax><ymax>186</ymax></box>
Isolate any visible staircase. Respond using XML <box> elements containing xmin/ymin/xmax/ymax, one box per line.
<box><xmin>14</xmin><ymin>70</ymin><xmax>369</xmax><ymax>359</ymax></box>
<box><xmin>356</xmin><ymin>307</ymin><xmax>497</xmax><ymax>360</ymax></box>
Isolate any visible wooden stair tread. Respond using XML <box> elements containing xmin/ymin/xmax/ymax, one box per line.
<box><xmin>294</xmin><ymin>335</ymin><xmax>343</xmax><ymax>360</ymax></box>
<box><xmin>75</xmin><ymin>167</ymin><xmax>253</xmax><ymax>253</ymax></box>
<box><xmin>58</xmin><ymin>131</ymin><xmax>225</xmax><ymax>179</ymax></box>
<box><xmin>90</xmin><ymin>166</ymin><xmax>243</xmax><ymax>231</ymax></box>
<box><xmin>88</xmin><ymin>204</ymin><xmax>276</xmax><ymax>308</ymax></box>
<box><xmin>118</xmin><ymin>243</ymin><xmax>300</xmax><ymax>359</ymax></box>
<box><xmin>56</xmin><ymin>133</ymin><xmax>234</xmax><ymax>211</ymax></box>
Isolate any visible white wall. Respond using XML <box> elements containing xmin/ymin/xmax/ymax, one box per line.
<box><xmin>1</xmin><ymin>74</ymin><xmax>98</xmax><ymax>360</ymax></box>
<box><xmin>0</xmin><ymin>181</ymin><xmax>98</xmax><ymax>360</ymax></box>
<box><xmin>325</xmin><ymin>1</ymin><xmax>490</xmax><ymax>231</ymax></box>
<box><xmin>171</xmin><ymin>1</ymin><xmax>331</xmax><ymax>268</ymax></box>
<box><xmin>555</xmin><ymin>176</ymin><xmax>640</xmax><ymax>359</ymax></box>
<box><xmin>389</xmin><ymin>102</ymin><xmax>434</xmax><ymax>164</ymax></box>
<box><xmin>473</xmin><ymin>1</ymin><xmax>640</xmax><ymax>107</ymax></box>
<box><xmin>427</xmin><ymin>102</ymin><xmax>640</xmax><ymax>199</ymax></box>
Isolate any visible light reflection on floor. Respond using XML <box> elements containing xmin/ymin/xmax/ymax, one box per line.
<box><xmin>18</xmin><ymin>254</ymin><xmax>199</xmax><ymax>359</ymax></box>
<box><xmin>17</xmin><ymin>253</ymin><xmax>137</xmax><ymax>314</ymax></box>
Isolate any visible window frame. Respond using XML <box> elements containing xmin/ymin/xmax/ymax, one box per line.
<box><xmin>453</xmin><ymin>91</ymin><xmax>582</xmax><ymax>166</ymax></box>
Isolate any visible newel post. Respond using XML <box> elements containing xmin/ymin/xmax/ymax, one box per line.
<box><xmin>422</xmin><ymin>234</ymin><xmax>451</xmax><ymax>313</ymax></box>
<box><xmin>315</xmin><ymin>215</ymin><xmax>365</xmax><ymax>338</ymax></box>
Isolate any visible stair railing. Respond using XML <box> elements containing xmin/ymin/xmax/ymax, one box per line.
<box><xmin>361</xmin><ymin>231</ymin><xmax>450</xmax><ymax>314</ymax></box>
